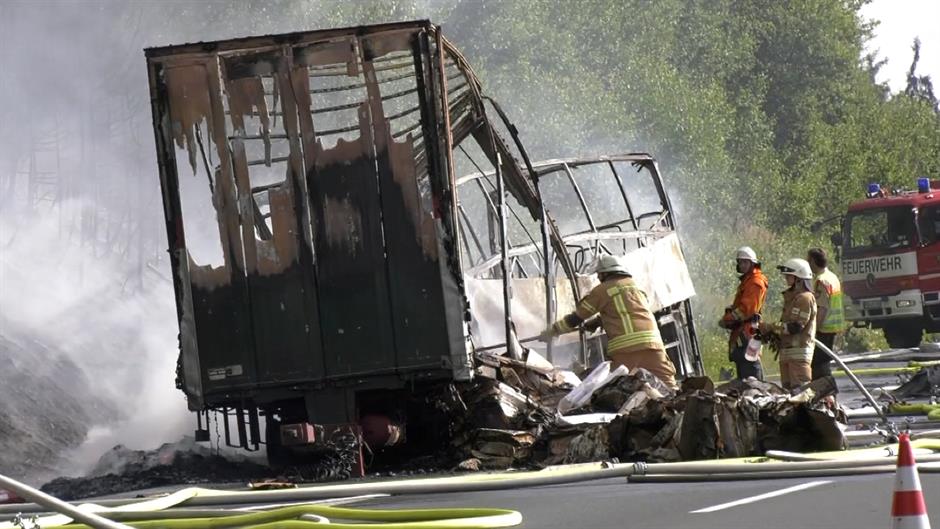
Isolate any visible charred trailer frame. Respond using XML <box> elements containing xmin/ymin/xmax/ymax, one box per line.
<box><xmin>146</xmin><ymin>21</ymin><xmax>701</xmax><ymax>466</ymax></box>
<box><xmin>456</xmin><ymin>154</ymin><xmax>703</xmax><ymax>378</ymax></box>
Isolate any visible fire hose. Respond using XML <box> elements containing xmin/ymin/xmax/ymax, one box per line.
<box><xmin>0</xmin><ymin>471</ymin><xmax>523</xmax><ymax>529</ymax></box>
<box><xmin>813</xmin><ymin>338</ymin><xmax>889</xmax><ymax>423</ymax></box>
<box><xmin>8</xmin><ymin>437</ymin><xmax>940</xmax><ymax>521</ymax></box>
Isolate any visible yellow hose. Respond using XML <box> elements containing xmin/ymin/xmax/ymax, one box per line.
<box><xmin>765</xmin><ymin>438</ymin><xmax>940</xmax><ymax>461</ymax></box>
<box><xmin>909</xmin><ymin>361</ymin><xmax>940</xmax><ymax>368</ymax></box>
<box><xmin>833</xmin><ymin>366</ymin><xmax>921</xmax><ymax>377</ymax></box>
<box><xmin>889</xmin><ymin>403</ymin><xmax>940</xmax><ymax>415</ymax></box>
<box><xmin>41</xmin><ymin>504</ymin><xmax>523</xmax><ymax>529</ymax></box>
<box><xmin>0</xmin><ymin>485</ymin><xmax>522</xmax><ymax>529</ymax></box>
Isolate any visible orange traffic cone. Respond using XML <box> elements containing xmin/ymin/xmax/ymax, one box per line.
<box><xmin>892</xmin><ymin>433</ymin><xmax>931</xmax><ymax>529</ymax></box>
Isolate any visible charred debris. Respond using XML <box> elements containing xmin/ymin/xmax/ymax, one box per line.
<box><xmin>34</xmin><ymin>363</ymin><xmax>846</xmax><ymax>501</ymax></box>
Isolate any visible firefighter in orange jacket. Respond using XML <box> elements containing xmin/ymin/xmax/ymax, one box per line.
<box><xmin>539</xmin><ymin>255</ymin><xmax>678</xmax><ymax>389</ymax></box>
<box><xmin>720</xmin><ymin>247</ymin><xmax>769</xmax><ymax>380</ymax></box>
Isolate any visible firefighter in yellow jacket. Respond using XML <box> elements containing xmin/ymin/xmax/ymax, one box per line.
<box><xmin>759</xmin><ymin>258</ymin><xmax>818</xmax><ymax>390</ymax></box>
<box><xmin>807</xmin><ymin>247</ymin><xmax>844</xmax><ymax>380</ymax></box>
<box><xmin>539</xmin><ymin>255</ymin><xmax>678</xmax><ymax>389</ymax></box>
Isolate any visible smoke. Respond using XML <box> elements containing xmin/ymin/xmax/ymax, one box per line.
<box><xmin>0</xmin><ymin>0</ymin><xmax>448</xmax><ymax>480</ymax></box>
<box><xmin>0</xmin><ymin>201</ymin><xmax>189</xmax><ymax>480</ymax></box>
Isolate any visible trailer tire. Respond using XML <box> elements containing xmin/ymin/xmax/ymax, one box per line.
<box><xmin>883</xmin><ymin>321</ymin><xmax>923</xmax><ymax>349</ymax></box>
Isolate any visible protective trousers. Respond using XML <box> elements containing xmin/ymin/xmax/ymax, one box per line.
<box><xmin>609</xmin><ymin>347</ymin><xmax>678</xmax><ymax>390</ymax></box>
<box><xmin>812</xmin><ymin>332</ymin><xmax>837</xmax><ymax>380</ymax></box>
<box><xmin>730</xmin><ymin>342</ymin><xmax>763</xmax><ymax>381</ymax></box>
<box><xmin>779</xmin><ymin>359</ymin><xmax>812</xmax><ymax>390</ymax></box>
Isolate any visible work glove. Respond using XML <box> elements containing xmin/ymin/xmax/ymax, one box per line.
<box><xmin>759</xmin><ymin>320</ymin><xmax>785</xmax><ymax>338</ymax></box>
<box><xmin>583</xmin><ymin>317</ymin><xmax>602</xmax><ymax>333</ymax></box>
<box><xmin>785</xmin><ymin>321</ymin><xmax>803</xmax><ymax>335</ymax></box>
<box><xmin>719</xmin><ymin>309</ymin><xmax>739</xmax><ymax>330</ymax></box>
<box><xmin>537</xmin><ymin>327</ymin><xmax>555</xmax><ymax>343</ymax></box>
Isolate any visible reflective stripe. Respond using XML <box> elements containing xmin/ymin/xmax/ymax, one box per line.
<box><xmin>818</xmin><ymin>270</ymin><xmax>845</xmax><ymax>333</ymax></box>
<box><xmin>609</xmin><ymin>331</ymin><xmax>663</xmax><ymax>352</ymax></box>
<box><xmin>553</xmin><ymin>318</ymin><xmax>574</xmax><ymax>334</ymax></box>
<box><xmin>608</xmin><ymin>285</ymin><xmax>635</xmax><ymax>334</ymax></box>
<box><xmin>579</xmin><ymin>300</ymin><xmax>597</xmax><ymax>313</ymax></box>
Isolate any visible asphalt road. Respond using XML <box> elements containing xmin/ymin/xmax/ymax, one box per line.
<box><xmin>357</xmin><ymin>473</ymin><xmax>940</xmax><ymax>529</ymax></box>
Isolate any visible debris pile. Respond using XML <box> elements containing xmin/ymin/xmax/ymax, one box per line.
<box><xmin>451</xmin><ymin>350</ymin><xmax>847</xmax><ymax>470</ymax></box>
<box><xmin>37</xmin><ymin>352</ymin><xmax>848</xmax><ymax>499</ymax></box>
<box><xmin>892</xmin><ymin>365</ymin><xmax>940</xmax><ymax>400</ymax></box>
<box><xmin>40</xmin><ymin>436</ymin><xmax>361</xmax><ymax>501</ymax></box>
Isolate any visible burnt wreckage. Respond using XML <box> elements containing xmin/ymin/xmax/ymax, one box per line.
<box><xmin>145</xmin><ymin>21</ymin><xmax>703</xmax><ymax>466</ymax></box>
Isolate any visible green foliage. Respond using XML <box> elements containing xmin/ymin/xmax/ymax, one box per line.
<box><xmin>429</xmin><ymin>0</ymin><xmax>940</xmax><ymax>363</ymax></box>
<box><xmin>844</xmin><ymin>327</ymin><xmax>889</xmax><ymax>354</ymax></box>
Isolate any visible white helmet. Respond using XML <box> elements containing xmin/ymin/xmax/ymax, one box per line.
<box><xmin>736</xmin><ymin>246</ymin><xmax>759</xmax><ymax>263</ymax></box>
<box><xmin>593</xmin><ymin>255</ymin><xmax>631</xmax><ymax>275</ymax></box>
<box><xmin>777</xmin><ymin>258</ymin><xmax>813</xmax><ymax>280</ymax></box>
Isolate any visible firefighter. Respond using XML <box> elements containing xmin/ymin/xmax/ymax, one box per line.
<box><xmin>807</xmin><ymin>247</ymin><xmax>844</xmax><ymax>380</ymax></box>
<box><xmin>719</xmin><ymin>246</ymin><xmax>768</xmax><ymax>380</ymax></box>
<box><xmin>539</xmin><ymin>255</ymin><xmax>678</xmax><ymax>389</ymax></box>
<box><xmin>759</xmin><ymin>258</ymin><xmax>818</xmax><ymax>390</ymax></box>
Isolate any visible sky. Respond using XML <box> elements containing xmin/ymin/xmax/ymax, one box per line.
<box><xmin>862</xmin><ymin>0</ymin><xmax>940</xmax><ymax>93</ymax></box>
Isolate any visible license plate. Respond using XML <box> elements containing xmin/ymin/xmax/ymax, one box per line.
<box><xmin>863</xmin><ymin>300</ymin><xmax>882</xmax><ymax>310</ymax></box>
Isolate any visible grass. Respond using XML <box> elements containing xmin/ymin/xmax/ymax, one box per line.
<box><xmin>699</xmin><ymin>330</ymin><xmax>780</xmax><ymax>381</ymax></box>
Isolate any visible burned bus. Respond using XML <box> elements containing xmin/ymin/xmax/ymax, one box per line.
<box><xmin>145</xmin><ymin>20</ymin><xmax>701</xmax><ymax>466</ymax></box>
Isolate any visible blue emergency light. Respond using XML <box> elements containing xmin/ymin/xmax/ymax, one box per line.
<box><xmin>867</xmin><ymin>183</ymin><xmax>882</xmax><ymax>197</ymax></box>
<box><xmin>919</xmin><ymin>177</ymin><xmax>931</xmax><ymax>193</ymax></box>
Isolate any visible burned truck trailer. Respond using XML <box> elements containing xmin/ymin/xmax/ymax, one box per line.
<box><xmin>145</xmin><ymin>21</ymin><xmax>702</xmax><ymax>464</ymax></box>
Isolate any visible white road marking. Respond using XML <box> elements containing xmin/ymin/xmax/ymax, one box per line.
<box><xmin>690</xmin><ymin>480</ymin><xmax>832</xmax><ymax>513</ymax></box>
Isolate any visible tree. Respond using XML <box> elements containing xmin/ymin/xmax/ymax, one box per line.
<box><xmin>905</xmin><ymin>38</ymin><xmax>938</xmax><ymax>112</ymax></box>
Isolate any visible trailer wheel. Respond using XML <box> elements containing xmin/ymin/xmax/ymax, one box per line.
<box><xmin>883</xmin><ymin>321</ymin><xmax>923</xmax><ymax>349</ymax></box>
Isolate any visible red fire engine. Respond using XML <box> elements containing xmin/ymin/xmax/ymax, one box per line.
<box><xmin>838</xmin><ymin>178</ymin><xmax>940</xmax><ymax>348</ymax></box>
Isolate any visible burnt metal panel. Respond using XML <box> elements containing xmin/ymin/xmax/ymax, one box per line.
<box><xmin>361</xmin><ymin>31</ymin><xmax>452</xmax><ymax>369</ymax></box>
<box><xmin>147</xmin><ymin>60</ymin><xmax>205</xmax><ymax>409</ymax></box>
<box><xmin>155</xmin><ymin>58</ymin><xmax>259</xmax><ymax>396</ymax></box>
<box><xmin>295</xmin><ymin>37</ymin><xmax>399</xmax><ymax>377</ymax></box>
<box><xmin>221</xmin><ymin>50</ymin><xmax>325</xmax><ymax>384</ymax></box>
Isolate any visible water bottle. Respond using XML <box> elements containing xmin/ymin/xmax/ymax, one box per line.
<box><xmin>744</xmin><ymin>336</ymin><xmax>762</xmax><ymax>362</ymax></box>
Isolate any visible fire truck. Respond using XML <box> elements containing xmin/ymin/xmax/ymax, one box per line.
<box><xmin>836</xmin><ymin>178</ymin><xmax>940</xmax><ymax>348</ymax></box>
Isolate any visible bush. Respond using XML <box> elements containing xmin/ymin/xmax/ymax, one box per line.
<box><xmin>842</xmin><ymin>327</ymin><xmax>888</xmax><ymax>354</ymax></box>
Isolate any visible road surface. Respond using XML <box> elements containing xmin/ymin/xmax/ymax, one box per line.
<box><xmin>357</xmin><ymin>473</ymin><xmax>940</xmax><ymax>528</ymax></box>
